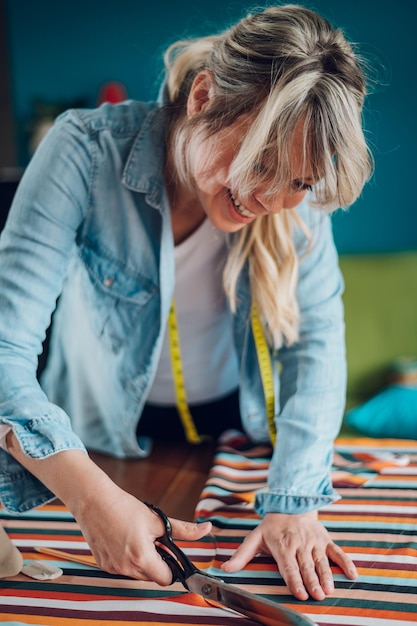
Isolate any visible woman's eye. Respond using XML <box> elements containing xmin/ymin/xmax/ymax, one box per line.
<box><xmin>254</xmin><ymin>162</ymin><xmax>268</xmax><ymax>175</ymax></box>
<box><xmin>292</xmin><ymin>180</ymin><xmax>313</xmax><ymax>192</ymax></box>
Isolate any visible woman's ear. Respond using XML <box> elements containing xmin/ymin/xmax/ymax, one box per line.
<box><xmin>187</xmin><ymin>71</ymin><xmax>215</xmax><ymax>118</ymax></box>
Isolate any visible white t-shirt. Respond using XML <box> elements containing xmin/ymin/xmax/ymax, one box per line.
<box><xmin>146</xmin><ymin>218</ymin><xmax>239</xmax><ymax>405</ymax></box>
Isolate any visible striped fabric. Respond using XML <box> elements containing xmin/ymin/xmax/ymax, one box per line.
<box><xmin>196</xmin><ymin>433</ymin><xmax>417</xmax><ymax>626</ymax></box>
<box><xmin>1</xmin><ymin>435</ymin><xmax>417</xmax><ymax>625</ymax></box>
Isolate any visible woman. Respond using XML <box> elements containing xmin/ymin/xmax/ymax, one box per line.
<box><xmin>0</xmin><ymin>4</ymin><xmax>372</xmax><ymax>600</ymax></box>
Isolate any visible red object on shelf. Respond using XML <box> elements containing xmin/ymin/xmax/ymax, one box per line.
<box><xmin>97</xmin><ymin>81</ymin><xmax>128</xmax><ymax>104</ymax></box>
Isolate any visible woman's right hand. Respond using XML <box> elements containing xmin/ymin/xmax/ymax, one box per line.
<box><xmin>5</xmin><ymin>434</ymin><xmax>211</xmax><ymax>585</ymax></box>
<box><xmin>75</xmin><ymin>484</ymin><xmax>212</xmax><ymax>585</ymax></box>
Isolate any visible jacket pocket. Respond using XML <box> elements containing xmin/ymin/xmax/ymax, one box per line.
<box><xmin>79</xmin><ymin>243</ymin><xmax>156</xmax><ymax>352</ymax></box>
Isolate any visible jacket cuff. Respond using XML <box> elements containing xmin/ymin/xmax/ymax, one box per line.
<box><xmin>0</xmin><ymin>415</ymin><xmax>87</xmax><ymax>513</ymax></box>
<box><xmin>0</xmin><ymin>449</ymin><xmax>57</xmax><ymax>513</ymax></box>
<box><xmin>254</xmin><ymin>487</ymin><xmax>340</xmax><ymax>516</ymax></box>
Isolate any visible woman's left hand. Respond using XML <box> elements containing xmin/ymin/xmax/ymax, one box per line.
<box><xmin>221</xmin><ymin>510</ymin><xmax>358</xmax><ymax>601</ymax></box>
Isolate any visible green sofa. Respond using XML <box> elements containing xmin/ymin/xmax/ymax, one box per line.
<box><xmin>339</xmin><ymin>251</ymin><xmax>417</xmax><ymax>435</ymax></box>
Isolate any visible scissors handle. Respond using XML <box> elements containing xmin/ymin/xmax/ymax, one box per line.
<box><xmin>145</xmin><ymin>502</ymin><xmax>198</xmax><ymax>587</ymax></box>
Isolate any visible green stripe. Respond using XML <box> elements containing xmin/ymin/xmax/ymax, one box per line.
<box><xmin>261</xmin><ymin>593</ymin><xmax>417</xmax><ymax>612</ymax></box>
<box><xmin>0</xmin><ymin>580</ymin><xmax>183</xmax><ymax>598</ymax></box>
<box><xmin>7</xmin><ymin>528</ymin><xmax>82</xmax><ymax>537</ymax></box>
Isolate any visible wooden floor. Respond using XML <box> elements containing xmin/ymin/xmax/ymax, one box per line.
<box><xmin>89</xmin><ymin>439</ymin><xmax>217</xmax><ymax>521</ymax></box>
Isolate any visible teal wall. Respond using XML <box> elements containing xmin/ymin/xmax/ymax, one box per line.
<box><xmin>4</xmin><ymin>0</ymin><xmax>416</xmax><ymax>254</ymax></box>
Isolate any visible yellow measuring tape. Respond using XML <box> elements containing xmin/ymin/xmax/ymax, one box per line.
<box><xmin>250</xmin><ymin>304</ymin><xmax>277</xmax><ymax>446</ymax></box>
<box><xmin>168</xmin><ymin>300</ymin><xmax>206</xmax><ymax>444</ymax></box>
<box><xmin>168</xmin><ymin>299</ymin><xmax>277</xmax><ymax>445</ymax></box>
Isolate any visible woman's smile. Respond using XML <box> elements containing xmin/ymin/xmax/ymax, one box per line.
<box><xmin>228</xmin><ymin>189</ymin><xmax>257</xmax><ymax>221</ymax></box>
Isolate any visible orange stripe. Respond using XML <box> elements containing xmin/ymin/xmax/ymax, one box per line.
<box><xmin>357</xmin><ymin>566</ymin><xmax>417</xmax><ymax>578</ymax></box>
<box><xmin>373</xmin><ymin>475</ymin><xmax>417</xmax><ymax>482</ymax></box>
<box><xmin>35</xmin><ymin>504</ymin><xmax>70</xmax><ymax>512</ymax></box>
<box><xmin>335</xmin><ymin>437</ymin><xmax>417</xmax><ymax>447</ymax></box>
<box><xmin>331</xmin><ymin>498</ymin><xmax>417</xmax><ymax>506</ymax></box>
<box><xmin>210</xmin><ymin>561</ymin><xmax>277</xmax><ymax>572</ymax></box>
<box><xmin>168</xmin><ymin>592</ymin><xmax>210</xmax><ymax>607</ymax></box>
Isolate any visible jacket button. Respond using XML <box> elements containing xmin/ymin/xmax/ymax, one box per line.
<box><xmin>103</xmin><ymin>277</ymin><xmax>114</xmax><ymax>288</ymax></box>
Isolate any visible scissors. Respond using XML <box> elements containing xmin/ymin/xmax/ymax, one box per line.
<box><xmin>146</xmin><ymin>502</ymin><xmax>315</xmax><ymax>626</ymax></box>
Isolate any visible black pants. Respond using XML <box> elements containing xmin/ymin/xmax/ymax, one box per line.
<box><xmin>137</xmin><ymin>389</ymin><xmax>242</xmax><ymax>442</ymax></box>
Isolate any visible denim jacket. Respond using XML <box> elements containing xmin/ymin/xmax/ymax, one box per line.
<box><xmin>0</xmin><ymin>100</ymin><xmax>346</xmax><ymax>515</ymax></box>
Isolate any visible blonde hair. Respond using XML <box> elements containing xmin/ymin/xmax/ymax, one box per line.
<box><xmin>163</xmin><ymin>4</ymin><xmax>373</xmax><ymax>348</ymax></box>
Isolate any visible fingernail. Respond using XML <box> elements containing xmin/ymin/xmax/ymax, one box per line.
<box><xmin>312</xmin><ymin>586</ymin><xmax>325</xmax><ymax>599</ymax></box>
<box><xmin>295</xmin><ymin>587</ymin><xmax>308</xmax><ymax>600</ymax></box>
<box><xmin>323</xmin><ymin>580</ymin><xmax>334</xmax><ymax>593</ymax></box>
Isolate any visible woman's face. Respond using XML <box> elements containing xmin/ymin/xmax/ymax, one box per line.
<box><xmin>186</xmin><ymin>72</ymin><xmax>315</xmax><ymax>233</ymax></box>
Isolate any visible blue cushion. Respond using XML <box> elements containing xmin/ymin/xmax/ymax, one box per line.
<box><xmin>345</xmin><ymin>384</ymin><xmax>417</xmax><ymax>439</ymax></box>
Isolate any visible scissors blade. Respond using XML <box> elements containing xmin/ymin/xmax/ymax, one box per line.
<box><xmin>186</xmin><ymin>571</ymin><xmax>315</xmax><ymax>626</ymax></box>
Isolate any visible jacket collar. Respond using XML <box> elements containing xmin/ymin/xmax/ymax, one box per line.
<box><xmin>122</xmin><ymin>104</ymin><xmax>169</xmax><ymax>211</ymax></box>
